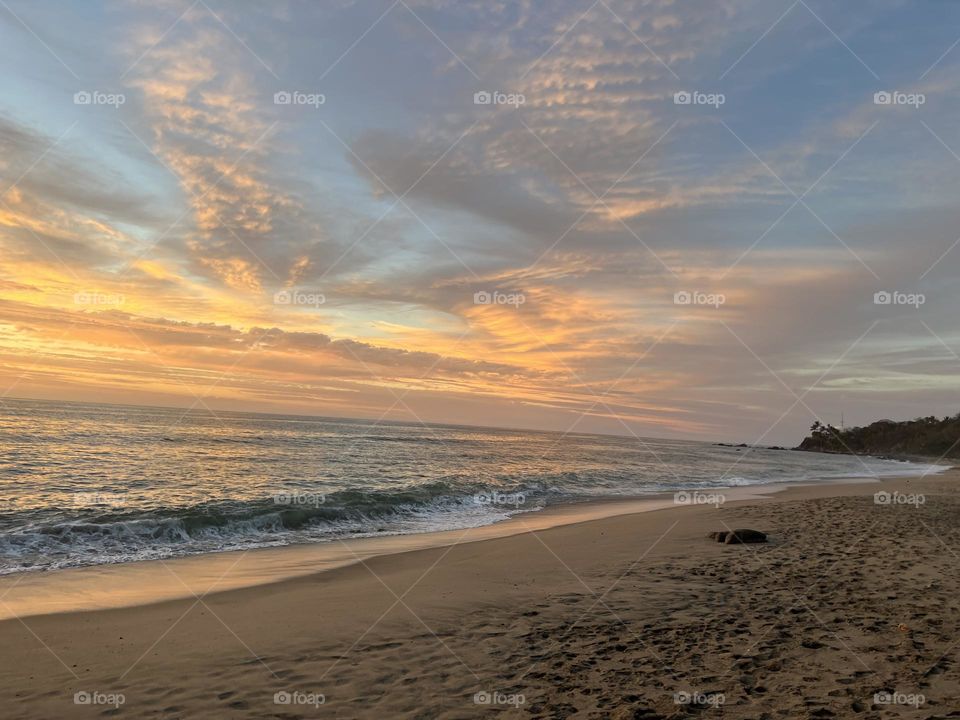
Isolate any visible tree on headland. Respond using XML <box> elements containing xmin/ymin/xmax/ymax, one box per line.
<box><xmin>797</xmin><ymin>414</ymin><xmax>960</xmax><ymax>458</ymax></box>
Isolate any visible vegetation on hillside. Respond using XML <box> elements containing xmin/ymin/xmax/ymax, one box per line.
<box><xmin>797</xmin><ymin>415</ymin><xmax>960</xmax><ymax>459</ymax></box>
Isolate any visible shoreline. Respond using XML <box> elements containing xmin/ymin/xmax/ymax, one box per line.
<box><xmin>2</xmin><ymin>469</ymin><xmax>956</xmax><ymax>718</ymax></box>
<box><xmin>0</xmin><ymin>466</ymin><xmax>948</xmax><ymax>621</ymax></box>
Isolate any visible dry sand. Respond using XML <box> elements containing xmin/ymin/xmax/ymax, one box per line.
<box><xmin>1</xmin><ymin>470</ymin><xmax>958</xmax><ymax>719</ymax></box>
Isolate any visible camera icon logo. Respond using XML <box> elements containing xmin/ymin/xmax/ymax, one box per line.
<box><xmin>74</xmin><ymin>691</ymin><xmax>91</xmax><ymax>705</ymax></box>
<box><xmin>474</xmin><ymin>290</ymin><xmax>492</xmax><ymax>305</ymax></box>
<box><xmin>473</xmin><ymin>691</ymin><xmax>492</xmax><ymax>704</ymax></box>
<box><xmin>873</xmin><ymin>291</ymin><xmax>891</xmax><ymax>305</ymax></box>
<box><xmin>274</xmin><ymin>91</ymin><xmax>292</xmax><ymax>105</ymax></box>
<box><xmin>274</xmin><ymin>691</ymin><xmax>292</xmax><ymax>705</ymax></box>
<box><xmin>874</xmin><ymin>491</ymin><xmax>891</xmax><ymax>505</ymax></box>
<box><xmin>74</xmin><ymin>91</ymin><xmax>92</xmax><ymax>105</ymax></box>
<box><xmin>273</xmin><ymin>290</ymin><xmax>292</xmax><ymax>305</ymax></box>
<box><xmin>474</xmin><ymin>91</ymin><xmax>492</xmax><ymax>105</ymax></box>
<box><xmin>674</xmin><ymin>91</ymin><xmax>692</xmax><ymax>105</ymax></box>
<box><xmin>873</xmin><ymin>91</ymin><xmax>892</xmax><ymax>105</ymax></box>
<box><xmin>674</xmin><ymin>290</ymin><xmax>692</xmax><ymax>305</ymax></box>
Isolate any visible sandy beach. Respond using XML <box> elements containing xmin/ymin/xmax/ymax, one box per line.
<box><xmin>1</xmin><ymin>470</ymin><xmax>957</xmax><ymax>719</ymax></box>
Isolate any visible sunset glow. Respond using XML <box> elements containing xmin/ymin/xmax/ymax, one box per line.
<box><xmin>2</xmin><ymin>1</ymin><xmax>959</xmax><ymax>442</ymax></box>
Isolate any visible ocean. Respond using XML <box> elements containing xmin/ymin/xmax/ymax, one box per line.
<box><xmin>0</xmin><ymin>398</ymin><xmax>945</xmax><ymax>574</ymax></box>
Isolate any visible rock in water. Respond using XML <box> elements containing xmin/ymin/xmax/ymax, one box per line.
<box><xmin>723</xmin><ymin>529</ymin><xmax>767</xmax><ymax>544</ymax></box>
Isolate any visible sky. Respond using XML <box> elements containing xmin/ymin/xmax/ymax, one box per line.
<box><xmin>1</xmin><ymin>0</ymin><xmax>959</xmax><ymax>444</ymax></box>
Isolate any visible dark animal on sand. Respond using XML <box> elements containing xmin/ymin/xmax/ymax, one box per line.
<box><xmin>707</xmin><ymin>529</ymin><xmax>767</xmax><ymax>544</ymax></box>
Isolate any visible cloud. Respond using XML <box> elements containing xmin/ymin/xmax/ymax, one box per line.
<box><xmin>3</xmin><ymin>0</ymin><xmax>960</xmax><ymax>441</ymax></box>
<box><xmin>0</xmin><ymin>115</ymin><xmax>167</xmax><ymax>273</ymax></box>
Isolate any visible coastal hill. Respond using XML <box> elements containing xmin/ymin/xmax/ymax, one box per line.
<box><xmin>797</xmin><ymin>415</ymin><xmax>960</xmax><ymax>459</ymax></box>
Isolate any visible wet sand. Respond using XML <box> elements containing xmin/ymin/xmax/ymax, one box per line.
<box><xmin>0</xmin><ymin>470</ymin><xmax>957</xmax><ymax>718</ymax></box>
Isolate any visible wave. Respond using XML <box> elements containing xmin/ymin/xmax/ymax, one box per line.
<box><xmin>162</xmin><ymin>436</ymin><xmax>266</xmax><ymax>444</ymax></box>
<box><xmin>0</xmin><ymin>485</ymin><xmax>546</xmax><ymax>574</ymax></box>
<box><xmin>354</xmin><ymin>435</ymin><xmax>468</xmax><ymax>444</ymax></box>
